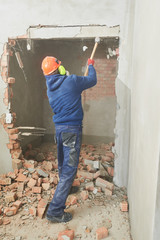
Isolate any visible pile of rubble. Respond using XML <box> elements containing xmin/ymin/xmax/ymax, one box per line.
<box><xmin>0</xmin><ymin>142</ymin><xmax>128</xmax><ymax>239</ymax></box>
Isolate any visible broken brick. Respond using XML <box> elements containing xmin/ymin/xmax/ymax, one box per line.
<box><xmin>12</xmin><ymin>200</ymin><xmax>22</xmax><ymax>209</ymax></box>
<box><xmin>120</xmin><ymin>201</ymin><xmax>128</xmax><ymax>212</ymax></box>
<box><xmin>58</xmin><ymin>229</ymin><xmax>74</xmax><ymax>240</ymax></box>
<box><xmin>32</xmin><ymin>187</ymin><xmax>42</xmax><ymax>194</ymax></box>
<box><xmin>12</xmin><ymin>159</ymin><xmax>22</xmax><ymax>170</ymax></box>
<box><xmin>0</xmin><ymin>178</ymin><xmax>11</xmax><ymax>185</ymax></box>
<box><xmin>42</xmin><ymin>161</ymin><xmax>53</xmax><ymax>171</ymax></box>
<box><xmin>8</xmin><ymin>77</ymin><xmax>15</xmax><ymax>84</ymax></box>
<box><xmin>42</xmin><ymin>183</ymin><xmax>50</xmax><ymax>191</ymax></box>
<box><xmin>15</xmin><ymin>173</ymin><xmax>27</xmax><ymax>182</ymax></box>
<box><xmin>104</xmin><ymin>188</ymin><xmax>112</xmax><ymax>196</ymax></box>
<box><xmin>27</xmin><ymin>178</ymin><xmax>37</xmax><ymax>188</ymax></box>
<box><xmin>29</xmin><ymin>206</ymin><xmax>37</xmax><ymax>216</ymax></box>
<box><xmin>5</xmin><ymin>192</ymin><xmax>17</xmax><ymax>204</ymax></box>
<box><xmin>107</xmin><ymin>167</ymin><xmax>114</xmax><ymax>177</ymax></box>
<box><xmin>37</xmin><ymin>198</ymin><xmax>48</xmax><ymax>218</ymax></box>
<box><xmin>67</xmin><ymin>195</ymin><xmax>77</xmax><ymax>206</ymax></box>
<box><xmin>11</xmin><ymin>149</ymin><xmax>22</xmax><ymax>159</ymax></box>
<box><xmin>77</xmin><ymin>170</ymin><xmax>94</xmax><ymax>180</ymax></box>
<box><xmin>17</xmin><ymin>182</ymin><xmax>24</xmax><ymax>191</ymax></box>
<box><xmin>72</xmin><ymin>179</ymin><xmax>80</xmax><ymax>187</ymax></box>
<box><xmin>7</xmin><ymin>171</ymin><xmax>16</xmax><ymax>179</ymax></box>
<box><xmin>3</xmin><ymin>218</ymin><xmax>11</xmax><ymax>225</ymax></box>
<box><xmin>0</xmin><ymin>218</ymin><xmax>2</xmax><ymax>225</ymax></box>
<box><xmin>95</xmin><ymin>177</ymin><xmax>114</xmax><ymax>191</ymax></box>
<box><xmin>85</xmin><ymin>182</ymin><xmax>94</xmax><ymax>191</ymax></box>
<box><xmin>4</xmin><ymin>206</ymin><xmax>17</xmax><ymax>216</ymax></box>
<box><xmin>81</xmin><ymin>190</ymin><xmax>89</xmax><ymax>201</ymax></box>
<box><xmin>96</xmin><ymin>227</ymin><xmax>108</xmax><ymax>240</ymax></box>
<box><xmin>94</xmin><ymin>170</ymin><xmax>101</xmax><ymax>179</ymax></box>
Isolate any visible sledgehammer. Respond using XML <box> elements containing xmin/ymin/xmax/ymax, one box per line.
<box><xmin>84</xmin><ymin>37</ymin><xmax>100</xmax><ymax>76</ymax></box>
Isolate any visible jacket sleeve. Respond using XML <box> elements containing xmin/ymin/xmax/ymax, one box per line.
<box><xmin>74</xmin><ymin>65</ymin><xmax>97</xmax><ymax>92</ymax></box>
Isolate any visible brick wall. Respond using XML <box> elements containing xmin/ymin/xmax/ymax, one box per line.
<box><xmin>83</xmin><ymin>58</ymin><xmax>118</xmax><ymax>101</ymax></box>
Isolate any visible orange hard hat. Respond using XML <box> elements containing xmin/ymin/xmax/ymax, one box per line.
<box><xmin>41</xmin><ymin>56</ymin><xmax>61</xmax><ymax>75</ymax></box>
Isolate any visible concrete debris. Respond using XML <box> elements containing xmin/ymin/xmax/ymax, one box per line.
<box><xmin>0</xmin><ymin>142</ymin><xmax>129</xmax><ymax>238</ymax></box>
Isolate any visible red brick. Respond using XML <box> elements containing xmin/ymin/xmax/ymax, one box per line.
<box><xmin>11</xmin><ymin>149</ymin><xmax>22</xmax><ymax>159</ymax></box>
<box><xmin>77</xmin><ymin>170</ymin><xmax>94</xmax><ymax>180</ymax></box>
<box><xmin>13</xmin><ymin>200</ymin><xmax>22</xmax><ymax>209</ymax></box>
<box><xmin>37</xmin><ymin>199</ymin><xmax>48</xmax><ymax>218</ymax></box>
<box><xmin>96</xmin><ymin>227</ymin><xmax>108</xmax><ymax>240</ymax></box>
<box><xmin>15</xmin><ymin>173</ymin><xmax>27</xmax><ymax>182</ymax></box>
<box><xmin>5</xmin><ymin>193</ymin><xmax>17</xmax><ymax>204</ymax></box>
<box><xmin>8</xmin><ymin>77</ymin><xmax>15</xmax><ymax>84</ymax></box>
<box><xmin>17</xmin><ymin>182</ymin><xmax>24</xmax><ymax>191</ymax></box>
<box><xmin>107</xmin><ymin>167</ymin><xmax>114</xmax><ymax>177</ymax></box>
<box><xmin>42</xmin><ymin>183</ymin><xmax>50</xmax><ymax>191</ymax></box>
<box><xmin>85</xmin><ymin>182</ymin><xmax>94</xmax><ymax>191</ymax></box>
<box><xmin>37</xmin><ymin>178</ymin><xmax>42</xmax><ymax>187</ymax></box>
<box><xmin>94</xmin><ymin>170</ymin><xmax>101</xmax><ymax>179</ymax></box>
<box><xmin>67</xmin><ymin>195</ymin><xmax>77</xmax><ymax>206</ymax></box>
<box><xmin>27</xmin><ymin>178</ymin><xmax>37</xmax><ymax>188</ymax></box>
<box><xmin>42</xmin><ymin>161</ymin><xmax>53</xmax><ymax>171</ymax></box>
<box><xmin>106</xmin><ymin>152</ymin><xmax>114</xmax><ymax>159</ymax></box>
<box><xmin>4</xmin><ymin>206</ymin><xmax>17</xmax><ymax>216</ymax></box>
<box><xmin>32</xmin><ymin>187</ymin><xmax>42</xmax><ymax>194</ymax></box>
<box><xmin>104</xmin><ymin>188</ymin><xmax>112</xmax><ymax>196</ymax></box>
<box><xmin>7</xmin><ymin>172</ymin><xmax>16</xmax><ymax>179</ymax></box>
<box><xmin>58</xmin><ymin>230</ymin><xmax>74</xmax><ymax>240</ymax></box>
<box><xmin>0</xmin><ymin>218</ymin><xmax>2</xmax><ymax>225</ymax></box>
<box><xmin>12</xmin><ymin>159</ymin><xmax>22</xmax><ymax>170</ymax></box>
<box><xmin>13</xmin><ymin>142</ymin><xmax>20</xmax><ymax>149</ymax></box>
<box><xmin>9</xmin><ymin>134</ymin><xmax>19</xmax><ymax>140</ymax></box>
<box><xmin>81</xmin><ymin>190</ymin><xmax>89</xmax><ymax>201</ymax></box>
<box><xmin>102</xmin><ymin>156</ymin><xmax>112</xmax><ymax>162</ymax></box>
<box><xmin>29</xmin><ymin>206</ymin><xmax>37</xmax><ymax>216</ymax></box>
<box><xmin>95</xmin><ymin>177</ymin><xmax>114</xmax><ymax>191</ymax></box>
<box><xmin>23</xmin><ymin>160</ymin><xmax>37</xmax><ymax>169</ymax></box>
<box><xmin>8</xmin><ymin>182</ymin><xmax>18</xmax><ymax>190</ymax></box>
<box><xmin>120</xmin><ymin>201</ymin><xmax>128</xmax><ymax>212</ymax></box>
<box><xmin>0</xmin><ymin>178</ymin><xmax>11</xmax><ymax>185</ymax></box>
<box><xmin>3</xmin><ymin>218</ymin><xmax>11</xmax><ymax>225</ymax></box>
<box><xmin>72</xmin><ymin>179</ymin><xmax>80</xmax><ymax>187</ymax></box>
<box><xmin>7</xmin><ymin>128</ymin><xmax>19</xmax><ymax>134</ymax></box>
<box><xmin>6</xmin><ymin>143</ymin><xmax>14</xmax><ymax>149</ymax></box>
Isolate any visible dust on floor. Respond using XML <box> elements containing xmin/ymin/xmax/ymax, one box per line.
<box><xmin>0</xmin><ymin>143</ymin><xmax>132</xmax><ymax>240</ymax></box>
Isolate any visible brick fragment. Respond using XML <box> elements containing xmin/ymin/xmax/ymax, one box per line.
<box><xmin>15</xmin><ymin>173</ymin><xmax>27</xmax><ymax>182</ymax></box>
<box><xmin>85</xmin><ymin>182</ymin><xmax>94</xmax><ymax>191</ymax></box>
<box><xmin>72</xmin><ymin>179</ymin><xmax>80</xmax><ymax>187</ymax></box>
<box><xmin>95</xmin><ymin>177</ymin><xmax>114</xmax><ymax>191</ymax></box>
<box><xmin>7</xmin><ymin>128</ymin><xmax>19</xmax><ymax>134</ymax></box>
<box><xmin>8</xmin><ymin>77</ymin><xmax>15</xmax><ymax>84</ymax></box>
<box><xmin>13</xmin><ymin>200</ymin><xmax>22</xmax><ymax>209</ymax></box>
<box><xmin>23</xmin><ymin>160</ymin><xmax>37</xmax><ymax>169</ymax></box>
<box><xmin>77</xmin><ymin>170</ymin><xmax>94</xmax><ymax>180</ymax></box>
<box><xmin>104</xmin><ymin>188</ymin><xmax>112</xmax><ymax>196</ymax></box>
<box><xmin>32</xmin><ymin>187</ymin><xmax>42</xmax><ymax>194</ymax></box>
<box><xmin>9</xmin><ymin>133</ymin><xmax>19</xmax><ymax>140</ymax></box>
<box><xmin>42</xmin><ymin>183</ymin><xmax>50</xmax><ymax>191</ymax></box>
<box><xmin>58</xmin><ymin>229</ymin><xmax>74</xmax><ymax>240</ymax></box>
<box><xmin>6</xmin><ymin>143</ymin><xmax>13</xmax><ymax>149</ymax></box>
<box><xmin>37</xmin><ymin>199</ymin><xmax>48</xmax><ymax>218</ymax></box>
<box><xmin>12</xmin><ymin>159</ymin><xmax>22</xmax><ymax>170</ymax></box>
<box><xmin>0</xmin><ymin>218</ymin><xmax>2</xmax><ymax>225</ymax></box>
<box><xmin>3</xmin><ymin>218</ymin><xmax>11</xmax><ymax>225</ymax></box>
<box><xmin>94</xmin><ymin>170</ymin><xmax>101</xmax><ymax>179</ymax></box>
<box><xmin>120</xmin><ymin>201</ymin><xmax>128</xmax><ymax>212</ymax></box>
<box><xmin>106</xmin><ymin>152</ymin><xmax>114</xmax><ymax>159</ymax></box>
<box><xmin>4</xmin><ymin>206</ymin><xmax>17</xmax><ymax>216</ymax></box>
<box><xmin>17</xmin><ymin>182</ymin><xmax>24</xmax><ymax>191</ymax></box>
<box><xmin>8</xmin><ymin>182</ymin><xmax>18</xmax><ymax>190</ymax></box>
<box><xmin>7</xmin><ymin>171</ymin><xmax>16</xmax><ymax>179</ymax></box>
<box><xmin>0</xmin><ymin>177</ymin><xmax>11</xmax><ymax>185</ymax></box>
<box><xmin>42</xmin><ymin>161</ymin><xmax>53</xmax><ymax>171</ymax></box>
<box><xmin>29</xmin><ymin>206</ymin><xmax>37</xmax><ymax>216</ymax></box>
<box><xmin>27</xmin><ymin>178</ymin><xmax>37</xmax><ymax>188</ymax></box>
<box><xmin>11</xmin><ymin>149</ymin><xmax>22</xmax><ymax>159</ymax></box>
<box><xmin>96</xmin><ymin>227</ymin><xmax>108</xmax><ymax>240</ymax></box>
<box><xmin>67</xmin><ymin>195</ymin><xmax>77</xmax><ymax>206</ymax></box>
<box><xmin>5</xmin><ymin>193</ymin><xmax>17</xmax><ymax>204</ymax></box>
<box><xmin>81</xmin><ymin>190</ymin><xmax>89</xmax><ymax>201</ymax></box>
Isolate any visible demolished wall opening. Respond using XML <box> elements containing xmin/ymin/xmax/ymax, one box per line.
<box><xmin>1</xmin><ymin>35</ymin><xmax>119</xmax><ymax>173</ymax></box>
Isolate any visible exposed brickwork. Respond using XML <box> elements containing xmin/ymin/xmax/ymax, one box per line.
<box><xmin>83</xmin><ymin>58</ymin><xmax>117</xmax><ymax>102</ymax></box>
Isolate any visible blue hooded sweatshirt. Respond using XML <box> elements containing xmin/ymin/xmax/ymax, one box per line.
<box><xmin>45</xmin><ymin>65</ymin><xmax>97</xmax><ymax>126</ymax></box>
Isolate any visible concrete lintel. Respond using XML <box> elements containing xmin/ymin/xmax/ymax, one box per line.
<box><xmin>28</xmin><ymin>25</ymin><xmax>120</xmax><ymax>39</ymax></box>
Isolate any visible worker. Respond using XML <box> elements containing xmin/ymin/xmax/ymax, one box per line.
<box><xmin>41</xmin><ymin>56</ymin><xmax>97</xmax><ymax>223</ymax></box>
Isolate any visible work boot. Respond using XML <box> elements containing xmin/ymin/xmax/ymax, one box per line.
<box><xmin>46</xmin><ymin>212</ymin><xmax>72</xmax><ymax>223</ymax></box>
<box><xmin>69</xmin><ymin>186</ymin><xmax>79</xmax><ymax>195</ymax></box>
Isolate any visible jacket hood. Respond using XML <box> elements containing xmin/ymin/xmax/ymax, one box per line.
<box><xmin>45</xmin><ymin>74</ymin><xmax>67</xmax><ymax>91</ymax></box>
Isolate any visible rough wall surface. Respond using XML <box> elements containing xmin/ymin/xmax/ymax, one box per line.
<box><xmin>127</xmin><ymin>0</ymin><xmax>160</xmax><ymax>239</ymax></box>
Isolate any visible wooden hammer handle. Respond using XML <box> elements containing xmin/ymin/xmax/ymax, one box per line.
<box><xmin>84</xmin><ymin>42</ymin><xmax>98</xmax><ymax>76</ymax></box>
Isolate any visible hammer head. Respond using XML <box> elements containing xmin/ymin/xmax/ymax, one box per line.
<box><xmin>95</xmin><ymin>37</ymin><xmax>100</xmax><ymax>43</ymax></box>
